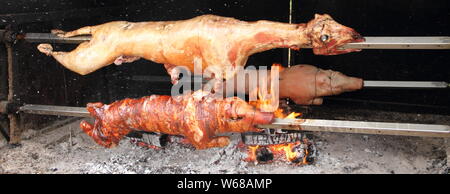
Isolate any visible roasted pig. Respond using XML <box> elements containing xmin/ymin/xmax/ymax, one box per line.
<box><xmin>279</xmin><ymin>64</ymin><xmax>363</xmax><ymax>105</ymax></box>
<box><xmin>80</xmin><ymin>90</ymin><xmax>274</xmax><ymax>149</ymax></box>
<box><xmin>223</xmin><ymin>64</ymin><xmax>363</xmax><ymax>105</ymax></box>
<box><xmin>38</xmin><ymin>14</ymin><xmax>364</xmax><ymax>82</ymax></box>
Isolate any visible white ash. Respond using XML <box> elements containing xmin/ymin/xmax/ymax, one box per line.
<box><xmin>0</xmin><ymin>119</ymin><xmax>448</xmax><ymax>174</ymax></box>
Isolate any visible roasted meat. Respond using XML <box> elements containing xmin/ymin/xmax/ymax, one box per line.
<box><xmin>37</xmin><ymin>14</ymin><xmax>364</xmax><ymax>82</ymax></box>
<box><xmin>80</xmin><ymin>90</ymin><xmax>274</xmax><ymax>149</ymax></box>
<box><xmin>222</xmin><ymin>64</ymin><xmax>363</xmax><ymax>105</ymax></box>
<box><xmin>278</xmin><ymin>64</ymin><xmax>363</xmax><ymax>105</ymax></box>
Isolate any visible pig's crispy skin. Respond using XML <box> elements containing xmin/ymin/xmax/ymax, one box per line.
<box><xmin>37</xmin><ymin>14</ymin><xmax>364</xmax><ymax>81</ymax></box>
<box><xmin>80</xmin><ymin>90</ymin><xmax>274</xmax><ymax>149</ymax></box>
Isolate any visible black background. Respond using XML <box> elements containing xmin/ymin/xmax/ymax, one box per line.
<box><xmin>0</xmin><ymin>0</ymin><xmax>449</xmax><ymax>114</ymax></box>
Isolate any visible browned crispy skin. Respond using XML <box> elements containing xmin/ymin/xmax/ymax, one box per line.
<box><xmin>37</xmin><ymin>14</ymin><xmax>363</xmax><ymax>81</ymax></box>
<box><xmin>80</xmin><ymin>91</ymin><xmax>274</xmax><ymax>149</ymax></box>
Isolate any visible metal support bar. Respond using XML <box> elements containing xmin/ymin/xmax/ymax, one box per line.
<box><xmin>5</xmin><ymin>43</ymin><xmax>21</xmax><ymax>144</ymax></box>
<box><xmin>17</xmin><ymin>104</ymin><xmax>450</xmax><ymax>138</ymax></box>
<box><xmin>23</xmin><ymin>33</ymin><xmax>91</xmax><ymax>44</ymax></box>
<box><xmin>258</xmin><ymin>118</ymin><xmax>450</xmax><ymax>138</ymax></box>
<box><xmin>0</xmin><ymin>43</ymin><xmax>7</xmax><ymax>100</ymax></box>
<box><xmin>364</xmin><ymin>81</ymin><xmax>449</xmax><ymax>89</ymax></box>
<box><xmin>21</xmin><ymin>34</ymin><xmax>450</xmax><ymax>49</ymax></box>
<box><xmin>340</xmin><ymin>36</ymin><xmax>450</xmax><ymax>49</ymax></box>
<box><xmin>20</xmin><ymin>104</ymin><xmax>90</xmax><ymax>117</ymax></box>
<box><xmin>0</xmin><ymin>101</ymin><xmax>8</xmax><ymax>113</ymax></box>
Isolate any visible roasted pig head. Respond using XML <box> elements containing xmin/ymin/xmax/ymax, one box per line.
<box><xmin>307</xmin><ymin>14</ymin><xmax>365</xmax><ymax>55</ymax></box>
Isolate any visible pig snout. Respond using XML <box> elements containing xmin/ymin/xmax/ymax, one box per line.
<box><xmin>331</xmin><ymin>72</ymin><xmax>363</xmax><ymax>93</ymax></box>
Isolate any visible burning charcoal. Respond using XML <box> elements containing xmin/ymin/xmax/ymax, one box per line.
<box><xmin>290</xmin><ymin>144</ymin><xmax>306</xmax><ymax>164</ymax></box>
<box><xmin>256</xmin><ymin>147</ymin><xmax>274</xmax><ymax>162</ymax></box>
<box><xmin>243</xmin><ymin>131</ymin><xmax>316</xmax><ymax>164</ymax></box>
<box><xmin>126</xmin><ymin>131</ymin><xmax>143</xmax><ymax>138</ymax></box>
<box><xmin>159</xmin><ymin>134</ymin><xmax>170</xmax><ymax>147</ymax></box>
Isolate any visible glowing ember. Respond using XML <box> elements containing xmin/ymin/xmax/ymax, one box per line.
<box><xmin>245</xmin><ymin>145</ymin><xmax>261</xmax><ymax>162</ymax></box>
<box><xmin>244</xmin><ymin>139</ymin><xmax>311</xmax><ymax>164</ymax></box>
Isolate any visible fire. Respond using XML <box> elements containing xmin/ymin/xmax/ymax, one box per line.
<box><xmin>250</xmin><ymin>102</ymin><xmax>301</xmax><ymax>119</ymax></box>
<box><xmin>285</xmin><ymin>112</ymin><xmax>301</xmax><ymax>119</ymax></box>
<box><xmin>270</xmin><ymin>142</ymin><xmax>300</xmax><ymax>162</ymax></box>
<box><xmin>273</xmin><ymin>108</ymin><xmax>285</xmax><ymax>118</ymax></box>
<box><xmin>245</xmin><ymin>140</ymin><xmax>311</xmax><ymax>164</ymax></box>
<box><xmin>248</xmin><ymin>63</ymin><xmax>301</xmax><ymax>119</ymax></box>
<box><xmin>249</xmin><ymin>63</ymin><xmax>282</xmax><ymax>112</ymax></box>
<box><xmin>245</xmin><ymin>145</ymin><xmax>261</xmax><ymax>162</ymax></box>
<box><xmin>275</xmin><ymin>109</ymin><xmax>302</xmax><ymax>119</ymax></box>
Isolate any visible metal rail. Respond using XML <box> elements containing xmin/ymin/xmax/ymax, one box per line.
<box><xmin>340</xmin><ymin>36</ymin><xmax>450</xmax><ymax>49</ymax></box>
<box><xmin>21</xmin><ymin>34</ymin><xmax>450</xmax><ymax>49</ymax></box>
<box><xmin>364</xmin><ymin>81</ymin><xmax>449</xmax><ymax>89</ymax></box>
<box><xmin>24</xmin><ymin>33</ymin><xmax>91</xmax><ymax>44</ymax></box>
<box><xmin>18</xmin><ymin>104</ymin><xmax>450</xmax><ymax>138</ymax></box>
<box><xmin>20</xmin><ymin>104</ymin><xmax>90</xmax><ymax>117</ymax></box>
<box><xmin>258</xmin><ymin>118</ymin><xmax>450</xmax><ymax>138</ymax></box>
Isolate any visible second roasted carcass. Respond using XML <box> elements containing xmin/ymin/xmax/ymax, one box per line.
<box><xmin>37</xmin><ymin>14</ymin><xmax>364</xmax><ymax>82</ymax></box>
<box><xmin>222</xmin><ymin>64</ymin><xmax>363</xmax><ymax>105</ymax></box>
<box><xmin>80</xmin><ymin>90</ymin><xmax>274</xmax><ymax>149</ymax></box>
<box><xmin>278</xmin><ymin>65</ymin><xmax>363</xmax><ymax>105</ymax></box>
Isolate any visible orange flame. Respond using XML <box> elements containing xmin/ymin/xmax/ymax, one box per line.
<box><xmin>249</xmin><ymin>102</ymin><xmax>301</xmax><ymax>119</ymax></box>
<box><xmin>285</xmin><ymin>112</ymin><xmax>301</xmax><ymax>119</ymax></box>
<box><xmin>245</xmin><ymin>140</ymin><xmax>310</xmax><ymax>164</ymax></box>
<box><xmin>274</xmin><ymin>108</ymin><xmax>302</xmax><ymax>119</ymax></box>
<box><xmin>248</xmin><ymin>63</ymin><xmax>301</xmax><ymax>119</ymax></box>
<box><xmin>270</xmin><ymin>142</ymin><xmax>301</xmax><ymax>162</ymax></box>
<box><xmin>249</xmin><ymin>63</ymin><xmax>282</xmax><ymax>113</ymax></box>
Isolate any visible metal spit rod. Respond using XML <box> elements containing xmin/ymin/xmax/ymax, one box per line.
<box><xmin>364</xmin><ymin>81</ymin><xmax>449</xmax><ymax>89</ymax></box>
<box><xmin>258</xmin><ymin>118</ymin><xmax>450</xmax><ymax>138</ymax></box>
<box><xmin>18</xmin><ymin>104</ymin><xmax>450</xmax><ymax>138</ymax></box>
<box><xmin>20</xmin><ymin>104</ymin><xmax>90</xmax><ymax>117</ymax></box>
<box><xmin>340</xmin><ymin>36</ymin><xmax>450</xmax><ymax>49</ymax></box>
<box><xmin>129</xmin><ymin>75</ymin><xmax>449</xmax><ymax>89</ymax></box>
<box><xmin>22</xmin><ymin>33</ymin><xmax>450</xmax><ymax>49</ymax></box>
<box><xmin>23</xmin><ymin>33</ymin><xmax>91</xmax><ymax>44</ymax></box>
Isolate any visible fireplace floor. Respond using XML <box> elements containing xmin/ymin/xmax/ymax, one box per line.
<box><xmin>0</xmin><ymin>117</ymin><xmax>448</xmax><ymax>174</ymax></box>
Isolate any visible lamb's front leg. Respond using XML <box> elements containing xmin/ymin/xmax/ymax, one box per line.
<box><xmin>164</xmin><ymin>64</ymin><xmax>183</xmax><ymax>85</ymax></box>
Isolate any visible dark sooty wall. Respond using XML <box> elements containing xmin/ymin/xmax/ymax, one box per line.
<box><xmin>0</xmin><ymin>0</ymin><xmax>449</xmax><ymax>114</ymax></box>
